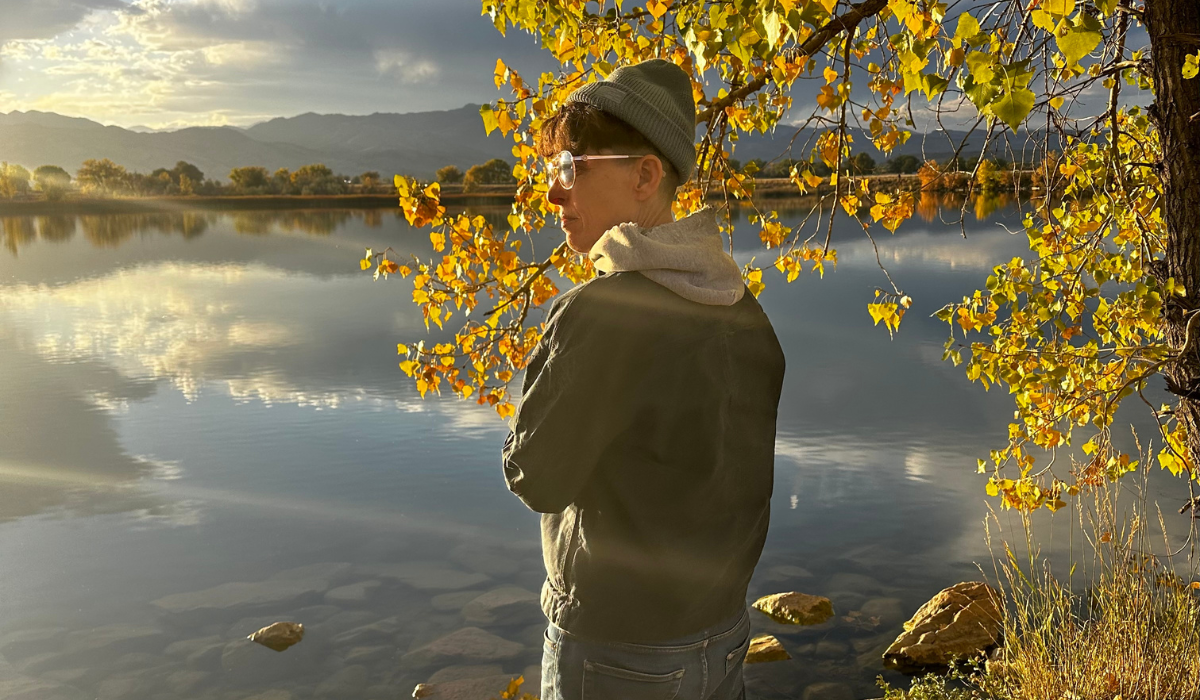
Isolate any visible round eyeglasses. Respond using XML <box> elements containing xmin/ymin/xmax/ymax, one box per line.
<box><xmin>545</xmin><ymin>150</ymin><xmax>640</xmax><ymax>190</ymax></box>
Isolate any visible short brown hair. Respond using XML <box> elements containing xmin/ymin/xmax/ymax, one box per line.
<box><xmin>535</xmin><ymin>102</ymin><xmax>681</xmax><ymax>197</ymax></box>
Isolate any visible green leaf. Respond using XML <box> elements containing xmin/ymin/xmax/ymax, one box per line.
<box><xmin>965</xmin><ymin>51</ymin><xmax>995</xmax><ymax>84</ymax></box>
<box><xmin>963</xmin><ymin>75</ymin><xmax>1000</xmax><ymax>111</ymax></box>
<box><xmin>1056</xmin><ymin>21</ymin><xmax>1101</xmax><ymax>66</ymax></box>
<box><xmin>991</xmin><ymin>86</ymin><xmax>1036</xmax><ymax>131</ymax></box>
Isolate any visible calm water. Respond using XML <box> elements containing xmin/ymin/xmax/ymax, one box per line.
<box><xmin>0</xmin><ymin>202</ymin><xmax>1189</xmax><ymax>700</ymax></box>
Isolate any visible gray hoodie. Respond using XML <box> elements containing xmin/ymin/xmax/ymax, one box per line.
<box><xmin>588</xmin><ymin>207</ymin><xmax>745</xmax><ymax>306</ymax></box>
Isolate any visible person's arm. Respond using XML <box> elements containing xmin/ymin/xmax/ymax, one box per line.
<box><xmin>502</xmin><ymin>287</ymin><xmax>642</xmax><ymax>514</ymax></box>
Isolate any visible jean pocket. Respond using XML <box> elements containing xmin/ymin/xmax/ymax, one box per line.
<box><xmin>725</xmin><ymin>633</ymin><xmax>752</xmax><ymax>675</ymax></box>
<box><xmin>582</xmin><ymin>659</ymin><xmax>685</xmax><ymax>700</ymax></box>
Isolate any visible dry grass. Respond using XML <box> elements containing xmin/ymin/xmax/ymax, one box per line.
<box><xmin>882</xmin><ymin>472</ymin><xmax>1200</xmax><ymax>700</ymax></box>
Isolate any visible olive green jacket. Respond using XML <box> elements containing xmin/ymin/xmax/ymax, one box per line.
<box><xmin>501</xmin><ymin>267</ymin><xmax>785</xmax><ymax>642</ymax></box>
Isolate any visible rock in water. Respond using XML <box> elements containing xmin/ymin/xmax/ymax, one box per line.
<box><xmin>248</xmin><ymin>622</ymin><xmax>305</xmax><ymax>652</ymax></box>
<box><xmin>752</xmin><ymin>592</ymin><xmax>834</xmax><ymax>625</ymax></box>
<box><xmin>745</xmin><ymin>634</ymin><xmax>790</xmax><ymax>664</ymax></box>
<box><xmin>882</xmin><ymin>581</ymin><xmax>1002</xmax><ymax>672</ymax></box>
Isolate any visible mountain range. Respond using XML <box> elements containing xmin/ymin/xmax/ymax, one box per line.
<box><xmin>0</xmin><ymin>106</ymin><xmax>995</xmax><ymax>182</ymax></box>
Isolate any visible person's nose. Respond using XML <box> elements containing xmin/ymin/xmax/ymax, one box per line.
<box><xmin>547</xmin><ymin>178</ymin><xmax>567</xmax><ymax>209</ymax></box>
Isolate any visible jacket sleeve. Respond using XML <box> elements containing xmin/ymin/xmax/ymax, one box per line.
<box><xmin>501</xmin><ymin>289</ymin><xmax>642</xmax><ymax>514</ymax></box>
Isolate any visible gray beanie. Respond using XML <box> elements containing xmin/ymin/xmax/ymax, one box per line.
<box><xmin>566</xmin><ymin>59</ymin><xmax>696</xmax><ymax>182</ymax></box>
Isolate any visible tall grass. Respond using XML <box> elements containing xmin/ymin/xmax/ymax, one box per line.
<box><xmin>883</xmin><ymin>455</ymin><xmax>1200</xmax><ymax>700</ymax></box>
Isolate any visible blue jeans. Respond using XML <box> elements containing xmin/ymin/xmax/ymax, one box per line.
<box><xmin>541</xmin><ymin>606</ymin><xmax>752</xmax><ymax>700</ymax></box>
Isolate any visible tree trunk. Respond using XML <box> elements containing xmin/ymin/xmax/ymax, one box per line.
<box><xmin>1146</xmin><ymin>0</ymin><xmax>1200</xmax><ymax>469</ymax></box>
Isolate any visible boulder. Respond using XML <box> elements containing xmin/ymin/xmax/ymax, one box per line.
<box><xmin>248</xmin><ymin>622</ymin><xmax>305</xmax><ymax>652</ymax></box>
<box><xmin>461</xmin><ymin>587</ymin><xmax>541</xmax><ymax>626</ymax></box>
<box><xmin>744</xmin><ymin>634</ymin><xmax>790</xmax><ymax>664</ymax></box>
<box><xmin>752</xmin><ymin>592</ymin><xmax>834</xmax><ymax>625</ymax></box>
<box><xmin>400</xmin><ymin>627</ymin><xmax>523</xmax><ymax>668</ymax></box>
<box><xmin>882</xmin><ymin>581</ymin><xmax>1002</xmax><ymax>672</ymax></box>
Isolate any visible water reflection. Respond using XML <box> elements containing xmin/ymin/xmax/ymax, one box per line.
<box><xmin>0</xmin><ymin>200</ymin><xmax>1180</xmax><ymax>700</ymax></box>
<box><xmin>2</xmin><ymin>207</ymin><xmax>515</xmax><ymax>256</ymax></box>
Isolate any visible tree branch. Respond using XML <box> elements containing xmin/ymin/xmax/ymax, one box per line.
<box><xmin>695</xmin><ymin>0</ymin><xmax>888</xmax><ymax>125</ymax></box>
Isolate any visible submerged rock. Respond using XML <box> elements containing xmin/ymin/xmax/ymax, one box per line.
<box><xmin>248</xmin><ymin>622</ymin><xmax>304</xmax><ymax>652</ymax></box>
<box><xmin>460</xmin><ymin>587</ymin><xmax>541</xmax><ymax>626</ymax></box>
<box><xmin>744</xmin><ymin>634</ymin><xmax>790</xmax><ymax>664</ymax></box>
<box><xmin>426</xmin><ymin>663</ymin><xmax>505</xmax><ymax>683</ymax></box>
<box><xmin>325</xmin><ymin>580</ymin><xmax>381</xmax><ymax>604</ymax></box>
<box><xmin>413</xmin><ymin>673</ymin><xmax>525</xmax><ymax>700</ymax></box>
<box><xmin>151</xmin><ymin>580</ymin><xmax>328</xmax><ymax>622</ymax></box>
<box><xmin>801</xmin><ymin>681</ymin><xmax>856</xmax><ymax>700</ymax></box>
<box><xmin>752</xmin><ymin>592</ymin><xmax>834</xmax><ymax>625</ymax></box>
<box><xmin>882</xmin><ymin>581</ymin><xmax>1002</xmax><ymax>672</ymax></box>
<box><xmin>365</xmin><ymin>562</ymin><xmax>490</xmax><ymax>592</ymax></box>
<box><xmin>400</xmin><ymin>627</ymin><xmax>523</xmax><ymax>668</ymax></box>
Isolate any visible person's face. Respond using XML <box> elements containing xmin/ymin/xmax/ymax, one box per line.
<box><xmin>545</xmin><ymin>150</ymin><xmax>645</xmax><ymax>255</ymax></box>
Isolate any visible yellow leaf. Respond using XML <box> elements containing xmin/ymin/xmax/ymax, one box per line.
<box><xmin>496</xmin><ymin>402</ymin><xmax>516</xmax><ymax>419</ymax></box>
<box><xmin>646</xmin><ymin>0</ymin><xmax>670</xmax><ymax>20</ymax></box>
<box><xmin>1042</xmin><ymin>0</ymin><xmax>1074</xmax><ymax>17</ymax></box>
<box><xmin>823</xmin><ymin>65</ymin><xmax>838</xmax><ymax>84</ymax></box>
<box><xmin>397</xmin><ymin>343</ymin><xmax>408</xmax><ymax>354</ymax></box>
<box><xmin>493</xmin><ymin>58</ymin><xmax>508</xmax><ymax>89</ymax></box>
<box><xmin>360</xmin><ymin>258</ymin><xmax>371</xmax><ymax>270</ymax></box>
<box><xmin>400</xmin><ymin>360</ymin><xmax>418</xmax><ymax>376</ymax></box>
<box><xmin>803</xmin><ymin>171</ymin><xmax>823</xmax><ymax>188</ymax></box>
<box><xmin>1185</xmin><ymin>52</ymin><xmax>1200</xmax><ymax>80</ymax></box>
<box><xmin>1049</xmin><ymin>96</ymin><xmax>1064</xmax><ymax>110</ymax></box>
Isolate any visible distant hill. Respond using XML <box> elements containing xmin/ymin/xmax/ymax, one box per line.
<box><xmin>0</xmin><ymin>106</ymin><xmax>1022</xmax><ymax>182</ymax></box>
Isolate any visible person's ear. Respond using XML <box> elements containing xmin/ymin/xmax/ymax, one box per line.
<box><xmin>632</xmin><ymin>154</ymin><xmax>664</xmax><ymax>202</ymax></box>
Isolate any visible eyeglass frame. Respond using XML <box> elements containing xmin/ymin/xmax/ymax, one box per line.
<box><xmin>545</xmin><ymin>150</ymin><xmax>643</xmax><ymax>190</ymax></box>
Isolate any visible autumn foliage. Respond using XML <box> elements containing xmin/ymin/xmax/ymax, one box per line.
<box><xmin>361</xmin><ymin>0</ymin><xmax>1200</xmax><ymax>513</ymax></box>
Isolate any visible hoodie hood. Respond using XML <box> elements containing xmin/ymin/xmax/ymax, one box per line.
<box><xmin>587</xmin><ymin>207</ymin><xmax>745</xmax><ymax>306</ymax></box>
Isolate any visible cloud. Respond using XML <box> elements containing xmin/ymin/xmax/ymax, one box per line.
<box><xmin>0</xmin><ymin>0</ymin><xmax>123</xmax><ymax>45</ymax></box>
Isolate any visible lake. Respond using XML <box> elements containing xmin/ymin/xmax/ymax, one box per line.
<box><xmin>0</xmin><ymin>200</ymin><xmax>1188</xmax><ymax>700</ymax></box>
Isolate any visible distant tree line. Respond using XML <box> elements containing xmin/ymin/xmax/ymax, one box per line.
<box><xmin>0</xmin><ymin>156</ymin><xmax>524</xmax><ymax>200</ymax></box>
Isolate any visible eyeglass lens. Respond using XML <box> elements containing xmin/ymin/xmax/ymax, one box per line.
<box><xmin>555</xmin><ymin>151</ymin><xmax>575</xmax><ymax>189</ymax></box>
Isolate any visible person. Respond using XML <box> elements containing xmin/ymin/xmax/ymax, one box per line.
<box><xmin>501</xmin><ymin>58</ymin><xmax>786</xmax><ymax>700</ymax></box>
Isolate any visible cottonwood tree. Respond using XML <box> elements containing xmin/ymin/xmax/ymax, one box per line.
<box><xmin>364</xmin><ymin>0</ymin><xmax>1200</xmax><ymax>512</ymax></box>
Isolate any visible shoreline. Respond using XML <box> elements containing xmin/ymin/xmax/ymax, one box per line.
<box><xmin>0</xmin><ymin>174</ymin><xmax>1029</xmax><ymax>217</ymax></box>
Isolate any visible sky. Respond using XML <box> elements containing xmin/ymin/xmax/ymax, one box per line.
<box><xmin>0</xmin><ymin>0</ymin><xmax>559</xmax><ymax>129</ymax></box>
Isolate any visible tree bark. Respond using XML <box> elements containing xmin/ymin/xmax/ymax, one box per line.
<box><xmin>1146</xmin><ymin>0</ymin><xmax>1200</xmax><ymax>469</ymax></box>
